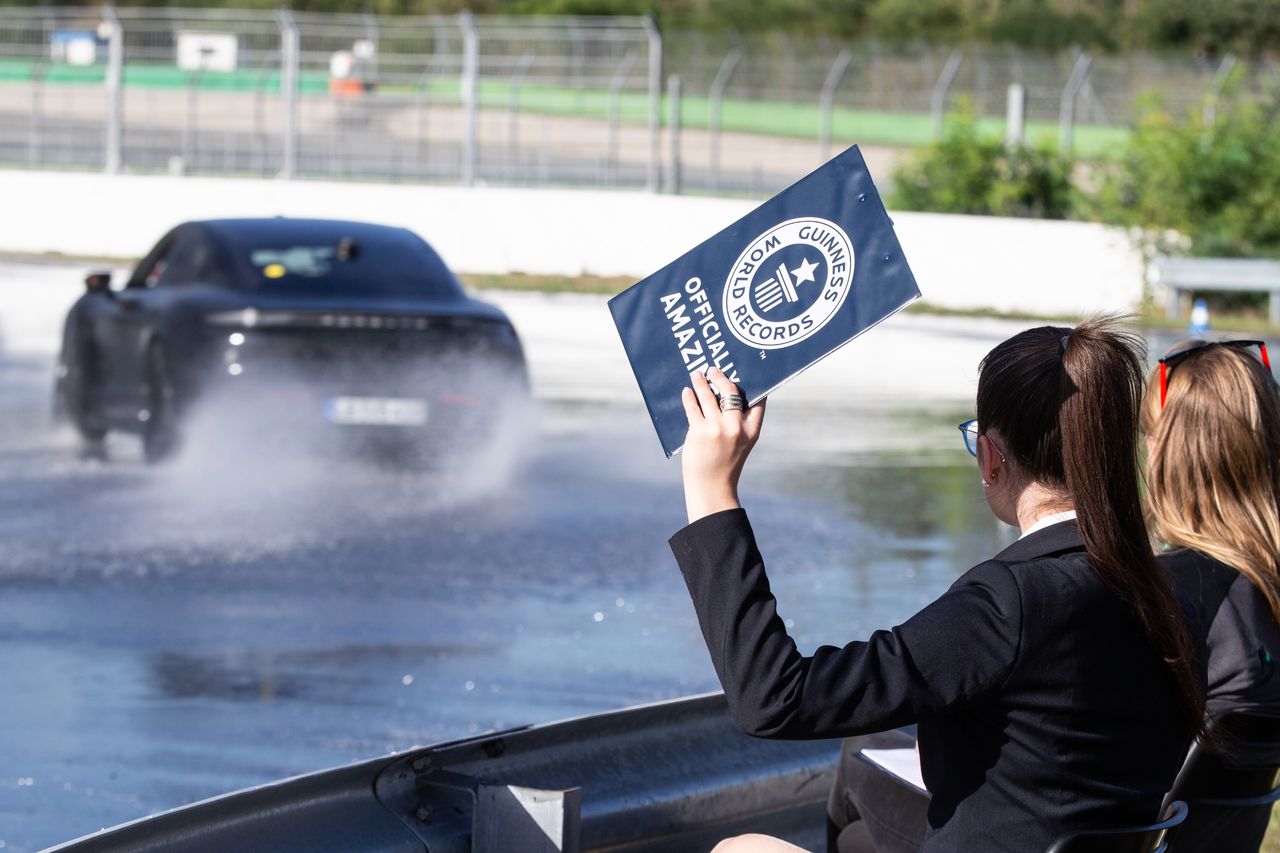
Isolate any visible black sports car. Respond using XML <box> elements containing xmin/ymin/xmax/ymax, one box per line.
<box><xmin>55</xmin><ymin>218</ymin><xmax>528</xmax><ymax>464</ymax></box>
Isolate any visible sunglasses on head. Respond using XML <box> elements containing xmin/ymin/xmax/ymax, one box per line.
<box><xmin>1158</xmin><ymin>340</ymin><xmax>1272</xmax><ymax>408</ymax></box>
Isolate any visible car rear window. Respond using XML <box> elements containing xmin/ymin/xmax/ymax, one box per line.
<box><xmin>224</xmin><ymin>228</ymin><xmax>463</xmax><ymax>299</ymax></box>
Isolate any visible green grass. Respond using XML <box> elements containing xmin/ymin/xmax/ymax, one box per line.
<box><xmin>0</xmin><ymin>57</ymin><xmax>1129</xmax><ymax>157</ymax></box>
<box><xmin>0</xmin><ymin>58</ymin><xmax>331</xmax><ymax>93</ymax></box>
<box><xmin>1267</xmin><ymin>809</ymin><xmax>1280</xmax><ymax>853</ymax></box>
<box><xmin>435</xmin><ymin>77</ymin><xmax>1127</xmax><ymax>157</ymax></box>
<box><xmin>460</xmin><ymin>271</ymin><xmax>633</xmax><ymax>295</ymax></box>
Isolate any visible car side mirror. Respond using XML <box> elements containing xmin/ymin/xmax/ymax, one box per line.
<box><xmin>85</xmin><ymin>271</ymin><xmax>112</xmax><ymax>295</ymax></box>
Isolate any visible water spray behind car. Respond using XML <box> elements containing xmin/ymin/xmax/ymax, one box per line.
<box><xmin>146</xmin><ymin>346</ymin><xmax>537</xmax><ymax>518</ymax></box>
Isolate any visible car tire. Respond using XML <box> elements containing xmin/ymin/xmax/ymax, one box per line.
<box><xmin>54</xmin><ymin>322</ymin><xmax>108</xmax><ymax>444</ymax></box>
<box><xmin>142</xmin><ymin>344</ymin><xmax>180</xmax><ymax>465</ymax></box>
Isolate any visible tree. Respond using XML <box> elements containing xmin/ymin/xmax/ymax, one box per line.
<box><xmin>1092</xmin><ymin>92</ymin><xmax>1280</xmax><ymax>258</ymax></box>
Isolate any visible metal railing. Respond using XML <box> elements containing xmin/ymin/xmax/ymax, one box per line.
<box><xmin>2</xmin><ymin>6</ymin><xmax>1274</xmax><ymax>197</ymax></box>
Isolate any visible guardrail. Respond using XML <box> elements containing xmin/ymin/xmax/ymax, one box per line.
<box><xmin>1149</xmin><ymin>257</ymin><xmax>1280</xmax><ymax>325</ymax></box>
<box><xmin>45</xmin><ymin>693</ymin><xmax>838</xmax><ymax>853</ymax></box>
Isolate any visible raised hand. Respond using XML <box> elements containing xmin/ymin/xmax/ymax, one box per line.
<box><xmin>679</xmin><ymin>367</ymin><xmax>766</xmax><ymax>523</ymax></box>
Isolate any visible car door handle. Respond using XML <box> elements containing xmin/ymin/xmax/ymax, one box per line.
<box><xmin>116</xmin><ymin>295</ymin><xmax>142</xmax><ymax>310</ymax></box>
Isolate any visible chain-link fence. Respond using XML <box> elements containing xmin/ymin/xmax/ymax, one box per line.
<box><xmin>2</xmin><ymin>6</ymin><xmax>1275</xmax><ymax>197</ymax></box>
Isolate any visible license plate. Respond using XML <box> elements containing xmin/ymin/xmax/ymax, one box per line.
<box><xmin>325</xmin><ymin>397</ymin><xmax>428</xmax><ymax>426</ymax></box>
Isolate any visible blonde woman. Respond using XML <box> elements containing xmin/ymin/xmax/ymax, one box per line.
<box><xmin>1143</xmin><ymin>339</ymin><xmax>1280</xmax><ymax>852</ymax></box>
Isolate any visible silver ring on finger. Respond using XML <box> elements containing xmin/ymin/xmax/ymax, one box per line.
<box><xmin>719</xmin><ymin>394</ymin><xmax>747</xmax><ymax>413</ymax></box>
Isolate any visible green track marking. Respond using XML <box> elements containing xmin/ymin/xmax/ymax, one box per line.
<box><xmin>0</xmin><ymin>58</ymin><xmax>1129</xmax><ymax>156</ymax></box>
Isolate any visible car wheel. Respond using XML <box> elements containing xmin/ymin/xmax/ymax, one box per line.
<box><xmin>142</xmin><ymin>344</ymin><xmax>180</xmax><ymax>464</ymax></box>
<box><xmin>54</xmin><ymin>324</ymin><xmax>108</xmax><ymax>444</ymax></box>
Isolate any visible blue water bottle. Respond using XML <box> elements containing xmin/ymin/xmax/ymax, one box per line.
<box><xmin>1189</xmin><ymin>298</ymin><xmax>1210</xmax><ymax>335</ymax></box>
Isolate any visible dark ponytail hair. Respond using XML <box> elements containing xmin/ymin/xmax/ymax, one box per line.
<box><xmin>976</xmin><ymin>316</ymin><xmax>1205</xmax><ymax>735</ymax></box>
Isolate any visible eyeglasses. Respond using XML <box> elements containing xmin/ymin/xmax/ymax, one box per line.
<box><xmin>1158</xmin><ymin>340</ymin><xmax>1272</xmax><ymax>407</ymax></box>
<box><xmin>958</xmin><ymin>418</ymin><xmax>979</xmax><ymax>457</ymax></box>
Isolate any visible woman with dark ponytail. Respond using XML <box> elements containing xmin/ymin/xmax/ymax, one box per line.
<box><xmin>670</xmin><ymin>317</ymin><xmax>1203</xmax><ymax>852</ymax></box>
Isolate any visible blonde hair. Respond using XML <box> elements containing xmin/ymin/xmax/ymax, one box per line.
<box><xmin>1141</xmin><ymin>342</ymin><xmax>1280</xmax><ymax>623</ymax></box>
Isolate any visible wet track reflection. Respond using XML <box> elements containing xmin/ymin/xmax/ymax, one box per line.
<box><xmin>0</xmin><ymin>263</ymin><xmax>1013</xmax><ymax>850</ymax></box>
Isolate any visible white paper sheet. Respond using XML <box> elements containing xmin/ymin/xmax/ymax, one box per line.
<box><xmin>860</xmin><ymin>747</ymin><xmax>927</xmax><ymax>793</ymax></box>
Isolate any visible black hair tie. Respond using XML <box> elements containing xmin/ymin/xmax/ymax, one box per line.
<box><xmin>1059</xmin><ymin>334</ymin><xmax>1071</xmax><ymax>356</ymax></box>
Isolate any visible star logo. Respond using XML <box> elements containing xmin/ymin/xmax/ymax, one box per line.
<box><xmin>791</xmin><ymin>257</ymin><xmax>819</xmax><ymax>287</ymax></box>
<box><xmin>724</xmin><ymin>217</ymin><xmax>855</xmax><ymax>351</ymax></box>
<box><xmin>752</xmin><ymin>256</ymin><xmax>823</xmax><ymax>313</ymax></box>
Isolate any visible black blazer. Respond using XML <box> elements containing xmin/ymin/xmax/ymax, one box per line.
<box><xmin>1159</xmin><ymin>549</ymin><xmax>1280</xmax><ymax>853</ymax></box>
<box><xmin>670</xmin><ymin>509</ymin><xmax>1194</xmax><ymax>853</ymax></box>
<box><xmin>1162</xmin><ymin>548</ymin><xmax>1280</xmax><ymax>717</ymax></box>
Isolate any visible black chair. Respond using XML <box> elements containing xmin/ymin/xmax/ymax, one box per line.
<box><xmin>1044</xmin><ymin>800</ymin><xmax>1188</xmax><ymax>853</ymax></box>
<box><xmin>1159</xmin><ymin>709</ymin><xmax>1280</xmax><ymax>851</ymax></box>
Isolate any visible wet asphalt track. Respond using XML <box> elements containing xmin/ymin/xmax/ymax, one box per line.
<box><xmin>0</xmin><ymin>260</ymin><xmax>1011</xmax><ymax>851</ymax></box>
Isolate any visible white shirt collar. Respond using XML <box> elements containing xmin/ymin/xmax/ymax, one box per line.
<box><xmin>1019</xmin><ymin>510</ymin><xmax>1077</xmax><ymax>540</ymax></box>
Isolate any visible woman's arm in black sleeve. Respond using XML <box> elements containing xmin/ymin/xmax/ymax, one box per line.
<box><xmin>1205</xmin><ymin>574</ymin><xmax>1280</xmax><ymax>714</ymax></box>
<box><xmin>670</xmin><ymin>508</ymin><xmax>1022</xmax><ymax>739</ymax></box>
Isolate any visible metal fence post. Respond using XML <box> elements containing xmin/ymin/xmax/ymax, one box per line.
<box><xmin>276</xmin><ymin>8</ymin><xmax>299</xmax><ymax>179</ymax></box>
<box><xmin>930</xmin><ymin>49</ymin><xmax>964</xmax><ymax>138</ymax></box>
<box><xmin>102</xmin><ymin>3</ymin><xmax>123</xmax><ymax>174</ymax></box>
<box><xmin>604</xmin><ymin>50</ymin><xmax>638</xmax><ymax>188</ymax></box>
<box><xmin>643</xmin><ymin>14</ymin><xmax>662</xmax><ymax>193</ymax></box>
<box><xmin>1204</xmin><ymin>53</ymin><xmax>1237</xmax><ymax>126</ymax></box>
<box><xmin>818</xmin><ymin>50</ymin><xmax>852</xmax><ymax>161</ymax></box>
<box><xmin>1058</xmin><ymin>51</ymin><xmax>1092</xmax><ymax>158</ymax></box>
<box><xmin>665</xmin><ymin>74</ymin><xmax>681</xmax><ymax>195</ymax></box>
<box><xmin>1005</xmin><ymin>82</ymin><xmax>1026</xmax><ymax>148</ymax></box>
<box><xmin>361</xmin><ymin>11</ymin><xmax>380</xmax><ymax>82</ymax></box>
<box><xmin>458</xmin><ymin>11</ymin><xmax>479</xmax><ymax>187</ymax></box>
<box><xmin>708</xmin><ymin>48</ymin><xmax>740</xmax><ymax>194</ymax></box>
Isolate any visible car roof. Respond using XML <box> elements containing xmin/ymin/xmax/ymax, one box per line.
<box><xmin>163</xmin><ymin>218</ymin><xmax>475</xmax><ymax>304</ymax></box>
<box><xmin>192</xmin><ymin>218</ymin><xmax>423</xmax><ymax>246</ymax></box>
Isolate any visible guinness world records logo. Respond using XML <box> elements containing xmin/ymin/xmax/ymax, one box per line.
<box><xmin>722</xmin><ymin>217</ymin><xmax>855</xmax><ymax>350</ymax></box>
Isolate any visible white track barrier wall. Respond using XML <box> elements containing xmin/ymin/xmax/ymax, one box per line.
<box><xmin>0</xmin><ymin>171</ymin><xmax>1143</xmax><ymax>316</ymax></box>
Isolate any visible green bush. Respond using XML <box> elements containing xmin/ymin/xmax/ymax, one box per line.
<box><xmin>865</xmin><ymin>0</ymin><xmax>970</xmax><ymax>43</ymax></box>
<box><xmin>890</xmin><ymin>105</ymin><xmax>1076</xmax><ymax>219</ymax></box>
<box><xmin>984</xmin><ymin>0</ymin><xmax>1117</xmax><ymax>51</ymax></box>
<box><xmin>1130</xmin><ymin>0</ymin><xmax>1280</xmax><ymax>57</ymax></box>
<box><xmin>1091</xmin><ymin>91</ymin><xmax>1280</xmax><ymax>258</ymax></box>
